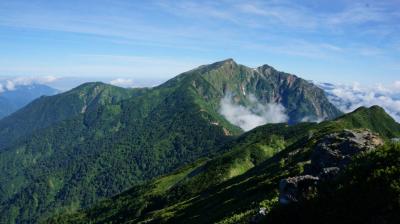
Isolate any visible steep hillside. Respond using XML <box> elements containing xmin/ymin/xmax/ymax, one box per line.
<box><xmin>0</xmin><ymin>82</ymin><xmax>135</xmax><ymax>148</ymax></box>
<box><xmin>167</xmin><ymin>59</ymin><xmax>341</xmax><ymax>125</ymax></box>
<box><xmin>48</xmin><ymin>106</ymin><xmax>400</xmax><ymax>224</ymax></box>
<box><xmin>0</xmin><ymin>84</ymin><xmax>58</xmax><ymax>119</ymax></box>
<box><xmin>0</xmin><ymin>59</ymin><xmax>341</xmax><ymax>223</ymax></box>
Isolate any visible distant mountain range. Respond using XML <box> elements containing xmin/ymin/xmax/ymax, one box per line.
<box><xmin>0</xmin><ymin>84</ymin><xmax>58</xmax><ymax>119</ymax></box>
<box><xmin>0</xmin><ymin>60</ymin><xmax>398</xmax><ymax>224</ymax></box>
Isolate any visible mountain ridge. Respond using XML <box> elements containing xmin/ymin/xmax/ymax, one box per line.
<box><xmin>0</xmin><ymin>83</ymin><xmax>58</xmax><ymax>119</ymax></box>
<box><xmin>169</xmin><ymin>58</ymin><xmax>342</xmax><ymax>125</ymax></box>
<box><xmin>0</xmin><ymin>59</ymin><xmax>343</xmax><ymax>223</ymax></box>
<box><xmin>0</xmin><ymin>82</ymin><xmax>136</xmax><ymax>149</ymax></box>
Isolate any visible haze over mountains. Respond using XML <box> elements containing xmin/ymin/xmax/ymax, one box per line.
<box><xmin>0</xmin><ymin>83</ymin><xmax>58</xmax><ymax>119</ymax></box>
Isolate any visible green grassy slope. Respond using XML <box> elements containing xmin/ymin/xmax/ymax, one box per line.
<box><xmin>48</xmin><ymin>106</ymin><xmax>400</xmax><ymax>224</ymax></box>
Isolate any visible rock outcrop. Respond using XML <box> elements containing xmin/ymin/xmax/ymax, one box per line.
<box><xmin>279</xmin><ymin>129</ymin><xmax>383</xmax><ymax>205</ymax></box>
<box><xmin>310</xmin><ymin>129</ymin><xmax>383</xmax><ymax>173</ymax></box>
<box><xmin>279</xmin><ymin>175</ymin><xmax>319</xmax><ymax>205</ymax></box>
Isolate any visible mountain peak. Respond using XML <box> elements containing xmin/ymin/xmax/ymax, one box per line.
<box><xmin>256</xmin><ymin>63</ymin><xmax>277</xmax><ymax>74</ymax></box>
<box><xmin>258</xmin><ymin>63</ymin><xmax>274</xmax><ymax>69</ymax></box>
<box><xmin>351</xmin><ymin>105</ymin><xmax>386</xmax><ymax>115</ymax></box>
<box><xmin>221</xmin><ymin>58</ymin><xmax>235</xmax><ymax>63</ymax></box>
<box><xmin>68</xmin><ymin>82</ymin><xmax>127</xmax><ymax>95</ymax></box>
<box><xmin>333</xmin><ymin>105</ymin><xmax>400</xmax><ymax>138</ymax></box>
<box><xmin>173</xmin><ymin>59</ymin><xmax>342</xmax><ymax>125</ymax></box>
<box><xmin>212</xmin><ymin>58</ymin><xmax>237</xmax><ymax>67</ymax></box>
<box><xmin>72</xmin><ymin>81</ymin><xmax>108</xmax><ymax>90</ymax></box>
<box><xmin>182</xmin><ymin>59</ymin><xmax>239</xmax><ymax>77</ymax></box>
<box><xmin>369</xmin><ymin>105</ymin><xmax>386</xmax><ymax>112</ymax></box>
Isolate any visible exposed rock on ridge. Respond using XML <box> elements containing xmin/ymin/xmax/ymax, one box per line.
<box><xmin>279</xmin><ymin>129</ymin><xmax>383</xmax><ymax>205</ymax></box>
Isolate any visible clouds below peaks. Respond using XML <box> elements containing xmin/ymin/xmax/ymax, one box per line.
<box><xmin>0</xmin><ymin>76</ymin><xmax>58</xmax><ymax>93</ymax></box>
<box><xmin>219</xmin><ymin>94</ymin><xmax>288</xmax><ymax>131</ymax></box>
<box><xmin>318</xmin><ymin>81</ymin><xmax>400</xmax><ymax>122</ymax></box>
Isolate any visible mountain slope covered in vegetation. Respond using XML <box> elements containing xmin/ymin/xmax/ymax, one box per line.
<box><xmin>0</xmin><ymin>84</ymin><xmax>58</xmax><ymax>119</ymax></box>
<box><xmin>0</xmin><ymin>82</ymin><xmax>136</xmax><ymax>148</ymax></box>
<box><xmin>0</xmin><ymin>59</ymin><xmax>342</xmax><ymax>223</ymax></box>
<box><xmin>48</xmin><ymin>106</ymin><xmax>400</xmax><ymax>224</ymax></box>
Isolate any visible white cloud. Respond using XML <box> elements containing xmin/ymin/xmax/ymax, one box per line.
<box><xmin>110</xmin><ymin>78</ymin><xmax>134</xmax><ymax>87</ymax></box>
<box><xmin>394</xmin><ymin>81</ymin><xmax>400</xmax><ymax>90</ymax></box>
<box><xmin>318</xmin><ymin>81</ymin><xmax>400</xmax><ymax>122</ymax></box>
<box><xmin>6</xmin><ymin>80</ymin><xmax>15</xmax><ymax>91</ymax></box>
<box><xmin>219</xmin><ymin>94</ymin><xmax>288</xmax><ymax>131</ymax></box>
<box><xmin>301</xmin><ymin>116</ymin><xmax>325</xmax><ymax>123</ymax></box>
<box><xmin>0</xmin><ymin>76</ymin><xmax>58</xmax><ymax>92</ymax></box>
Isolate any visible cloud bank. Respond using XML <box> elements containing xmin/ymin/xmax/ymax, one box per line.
<box><xmin>219</xmin><ymin>94</ymin><xmax>288</xmax><ymax>131</ymax></box>
<box><xmin>318</xmin><ymin>82</ymin><xmax>400</xmax><ymax>122</ymax></box>
<box><xmin>0</xmin><ymin>76</ymin><xmax>58</xmax><ymax>93</ymax></box>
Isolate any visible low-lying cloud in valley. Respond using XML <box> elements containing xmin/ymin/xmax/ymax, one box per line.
<box><xmin>318</xmin><ymin>81</ymin><xmax>400</xmax><ymax>122</ymax></box>
<box><xmin>219</xmin><ymin>94</ymin><xmax>288</xmax><ymax>131</ymax></box>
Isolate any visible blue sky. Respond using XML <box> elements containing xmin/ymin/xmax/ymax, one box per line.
<box><xmin>0</xmin><ymin>0</ymin><xmax>399</xmax><ymax>86</ymax></box>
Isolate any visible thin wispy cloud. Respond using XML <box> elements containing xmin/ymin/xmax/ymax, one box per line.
<box><xmin>0</xmin><ymin>54</ymin><xmax>206</xmax><ymax>78</ymax></box>
<box><xmin>327</xmin><ymin>2</ymin><xmax>398</xmax><ymax>26</ymax></box>
<box><xmin>75</xmin><ymin>54</ymin><xmax>206</xmax><ymax>77</ymax></box>
<box><xmin>235</xmin><ymin>2</ymin><xmax>318</xmax><ymax>29</ymax></box>
<box><xmin>1</xmin><ymin>1</ymin><xmax>397</xmax><ymax>46</ymax></box>
<box><xmin>0</xmin><ymin>0</ymin><xmax>398</xmax><ymax>83</ymax></box>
